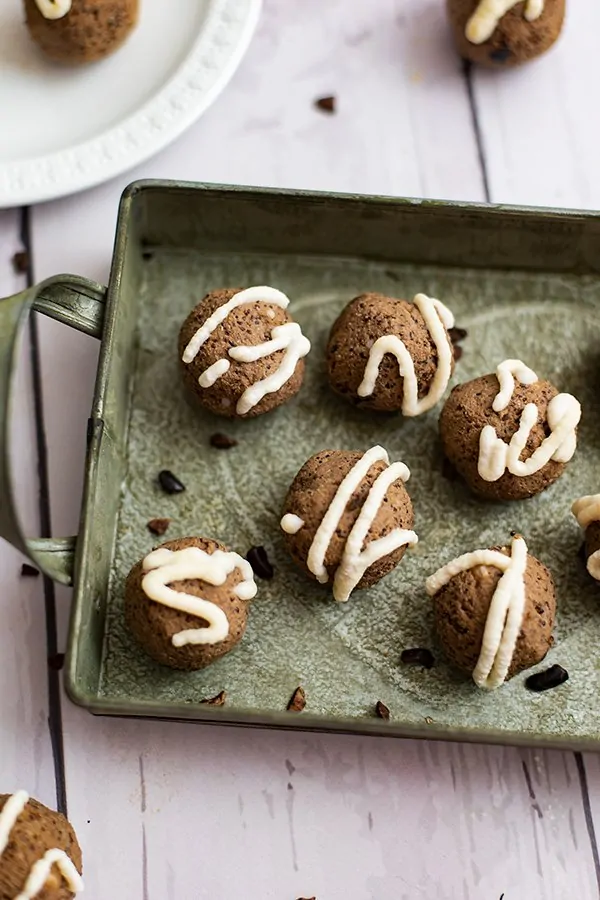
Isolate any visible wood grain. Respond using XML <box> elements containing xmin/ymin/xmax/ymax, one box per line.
<box><xmin>8</xmin><ymin>0</ymin><xmax>600</xmax><ymax>897</ymax></box>
<box><xmin>0</xmin><ymin>209</ymin><xmax>56</xmax><ymax>807</ymax></box>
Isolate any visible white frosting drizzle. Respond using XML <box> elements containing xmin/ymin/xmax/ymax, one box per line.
<box><xmin>34</xmin><ymin>0</ymin><xmax>72</xmax><ymax>18</ymax></box>
<box><xmin>426</xmin><ymin>536</ymin><xmax>529</xmax><ymax>690</ymax></box>
<box><xmin>0</xmin><ymin>791</ymin><xmax>83</xmax><ymax>898</ymax></box>
<box><xmin>357</xmin><ymin>293</ymin><xmax>455</xmax><ymax>417</ymax></box>
<box><xmin>466</xmin><ymin>0</ymin><xmax>544</xmax><ymax>44</ymax></box>
<box><xmin>284</xmin><ymin>445</ymin><xmax>418</xmax><ymax>603</ymax></box>
<box><xmin>142</xmin><ymin>547</ymin><xmax>257</xmax><ymax>647</ymax></box>
<box><xmin>182</xmin><ymin>286</ymin><xmax>311</xmax><ymax>416</ymax></box>
<box><xmin>572</xmin><ymin>495</ymin><xmax>600</xmax><ymax>581</ymax></box>
<box><xmin>280</xmin><ymin>513</ymin><xmax>305</xmax><ymax>535</ymax></box>
<box><xmin>477</xmin><ymin>359</ymin><xmax>580</xmax><ymax>482</ymax></box>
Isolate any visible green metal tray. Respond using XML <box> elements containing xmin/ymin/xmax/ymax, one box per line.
<box><xmin>3</xmin><ymin>181</ymin><xmax>600</xmax><ymax>748</ymax></box>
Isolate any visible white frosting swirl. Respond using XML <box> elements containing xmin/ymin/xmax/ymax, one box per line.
<box><xmin>34</xmin><ymin>0</ymin><xmax>72</xmax><ymax>20</ymax></box>
<box><xmin>572</xmin><ymin>495</ymin><xmax>600</xmax><ymax>581</ymax></box>
<box><xmin>466</xmin><ymin>0</ymin><xmax>545</xmax><ymax>44</ymax></box>
<box><xmin>357</xmin><ymin>293</ymin><xmax>455</xmax><ymax>416</ymax></box>
<box><xmin>0</xmin><ymin>791</ymin><xmax>84</xmax><ymax>898</ymax></box>
<box><xmin>182</xmin><ymin>286</ymin><xmax>311</xmax><ymax>415</ymax></box>
<box><xmin>426</xmin><ymin>536</ymin><xmax>529</xmax><ymax>690</ymax></box>
<box><xmin>477</xmin><ymin>359</ymin><xmax>580</xmax><ymax>482</ymax></box>
<box><xmin>142</xmin><ymin>547</ymin><xmax>257</xmax><ymax>647</ymax></box>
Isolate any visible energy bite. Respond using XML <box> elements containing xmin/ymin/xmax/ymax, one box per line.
<box><xmin>446</xmin><ymin>0</ymin><xmax>565</xmax><ymax>68</ymax></box>
<box><xmin>440</xmin><ymin>359</ymin><xmax>581</xmax><ymax>501</ymax></box>
<box><xmin>280</xmin><ymin>445</ymin><xmax>417</xmax><ymax>602</ymax></box>
<box><xmin>426</xmin><ymin>535</ymin><xmax>556</xmax><ymax>689</ymax></box>
<box><xmin>0</xmin><ymin>791</ymin><xmax>83</xmax><ymax>900</ymax></box>
<box><xmin>326</xmin><ymin>292</ymin><xmax>457</xmax><ymax>415</ymax></box>
<box><xmin>179</xmin><ymin>286</ymin><xmax>310</xmax><ymax>418</ymax></box>
<box><xmin>24</xmin><ymin>0</ymin><xmax>139</xmax><ymax>64</ymax></box>
<box><xmin>125</xmin><ymin>536</ymin><xmax>257</xmax><ymax>670</ymax></box>
<box><xmin>572</xmin><ymin>495</ymin><xmax>600</xmax><ymax>582</ymax></box>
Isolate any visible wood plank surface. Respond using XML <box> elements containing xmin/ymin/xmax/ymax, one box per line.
<box><xmin>2</xmin><ymin>0</ymin><xmax>598</xmax><ymax>897</ymax></box>
<box><xmin>0</xmin><ymin>209</ymin><xmax>56</xmax><ymax>808</ymax></box>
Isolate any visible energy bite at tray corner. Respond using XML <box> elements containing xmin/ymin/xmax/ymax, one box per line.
<box><xmin>440</xmin><ymin>359</ymin><xmax>581</xmax><ymax>501</ymax></box>
<box><xmin>124</xmin><ymin>536</ymin><xmax>257</xmax><ymax>670</ymax></box>
<box><xmin>326</xmin><ymin>291</ymin><xmax>459</xmax><ymax>415</ymax></box>
<box><xmin>426</xmin><ymin>534</ymin><xmax>556</xmax><ymax>689</ymax></box>
<box><xmin>572</xmin><ymin>495</ymin><xmax>600</xmax><ymax>583</ymax></box>
<box><xmin>24</xmin><ymin>0</ymin><xmax>139</xmax><ymax>64</ymax></box>
<box><xmin>0</xmin><ymin>790</ymin><xmax>83</xmax><ymax>900</ymax></box>
<box><xmin>179</xmin><ymin>286</ymin><xmax>310</xmax><ymax>419</ymax></box>
<box><xmin>446</xmin><ymin>0</ymin><xmax>565</xmax><ymax>68</ymax></box>
<box><xmin>280</xmin><ymin>445</ymin><xmax>418</xmax><ymax>602</ymax></box>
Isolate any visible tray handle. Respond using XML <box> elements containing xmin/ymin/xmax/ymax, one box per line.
<box><xmin>0</xmin><ymin>275</ymin><xmax>106</xmax><ymax>584</ymax></box>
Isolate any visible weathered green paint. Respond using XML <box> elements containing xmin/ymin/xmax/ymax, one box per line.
<box><xmin>3</xmin><ymin>181</ymin><xmax>600</xmax><ymax>747</ymax></box>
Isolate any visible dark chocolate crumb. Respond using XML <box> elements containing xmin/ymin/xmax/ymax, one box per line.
<box><xmin>314</xmin><ymin>95</ymin><xmax>336</xmax><ymax>114</ymax></box>
<box><xmin>287</xmin><ymin>687</ymin><xmax>306</xmax><ymax>712</ymax></box>
<box><xmin>453</xmin><ymin>345</ymin><xmax>463</xmax><ymax>362</ymax></box>
<box><xmin>48</xmin><ymin>653</ymin><xmax>65</xmax><ymax>671</ymax></box>
<box><xmin>142</xmin><ymin>251</ymin><xmax>154</xmax><ymax>261</ymax></box>
<box><xmin>448</xmin><ymin>326</ymin><xmax>468</xmax><ymax>344</ymax></box>
<box><xmin>441</xmin><ymin>456</ymin><xmax>458</xmax><ymax>482</ymax></box>
<box><xmin>246</xmin><ymin>545</ymin><xmax>274</xmax><ymax>580</ymax></box>
<box><xmin>20</xmin><ymin>563</ymin><xmax>40</xmax><ymax>578</ymax></box>
<box><xmin>147</xmin><ymin>518</ymin><xmax>171</xmax><ymax>536</ymax></box>
<box><xmin>375</xmin><ymin>700</ymin><xmax>390</xmax><ymax>720</ymax></box>
<box><xmin>200</xmin><ymin>690</ymin><xmax>226</xmax><ymax>706</ymax></box>
<box><xmin>490</xmin><ymin>47</ymin><xmax>512</xmax><ymax>63</ymax></box>
<box><xmin>525</xmin><ymin>665</ymin><xmax>569</xmax><ymax>693</ymax></box>
<box><xmin>158</xmin><ymin>470</ymin><xmax>185</xmax><ymax>494</ymax></box>
<box><xmin>401</xmin><ymin>648</ymin><xmax>435</xmax><ymax>669</ymax></box>
<box><xmin>210</xmin><ymin>432</ymin><xmax>238</xmax><ymax>450</ymax></box>
<box><xmin>12</xmin><ymin>250</ymin><xmax>29</xmax><ymax>275</ymax></box>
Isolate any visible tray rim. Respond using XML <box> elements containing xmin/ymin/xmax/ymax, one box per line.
<box><xmin>65</xmin><ymin>178</ymin><xmax>600</xmax><ymax>748</ymax></box>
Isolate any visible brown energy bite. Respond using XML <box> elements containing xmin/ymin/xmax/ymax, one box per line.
<box><xmin>439</xmin><ymin>359</ymin><xmax>580</xmax><ymax>501</ymax></box>
<box><xmin>179</xmin><ymin>286</ymin><xmax>310</xmax><ymax>419</ymax></box>
<box><xmin>280</xmin><ymin>445</ymin><xmax>417</xmax><ymax>602</ymax></box>
<box><xmin>326</xmin><ymin>292</ymin><xmax>457</xmax><ymax>415</ymax></box>
<box><xmin>125</xmin><ymin>536</ymin><xmax>257</xmax><ymax>671</ymax></box>
<box><xmin>572</xmin><ymin>495</ymin><xmax>600</xmax><ymax>582</ymax></box>
<box><xmin>24</xmin><ymin>0</ymin><xmax>139</xmax><ymax>65</ymax></box>
<box><xmin>426</xmin><ymin>535</ymin><xmax>556</xmax><ymax>689</ymax></box>
<box><xmin>0</xmin><ymin>791</ymin><xmax>83</xmax><ymax>900</ymax></box>
<box><xmin>446</xmin><ymin>0</ymin><xmax>565</xmax><ymax>68</ymax></box>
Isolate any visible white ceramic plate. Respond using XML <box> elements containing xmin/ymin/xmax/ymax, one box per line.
<box><xmin>0</xmin><ymin>0</ymin><xmax>261</xmax><ymax>207</ymax></box>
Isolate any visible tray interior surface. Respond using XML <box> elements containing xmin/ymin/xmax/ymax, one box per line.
<box><xmin>97</xmin><ymin>247</ymin><xmax>600</xmax><ymax>743</ymax></box>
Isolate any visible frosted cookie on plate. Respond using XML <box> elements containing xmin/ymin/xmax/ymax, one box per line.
<box><xmin>446</xmin><ymin>0</ymin><xmax>565</xmax><ymax>68</ymax></box>
<box><xmin>280</xmin><ymin>445</ymin><xmax>418</xmax><ymax>602</ymax></box>
<box><xmin>179</xmin><ymin>286</ymin><xmax>310</xmax><ymax>418</ymax></box>
<box><xmin>0</xmin><ymin>790</ymin><xmax>83</xmax><ymax>899</ymax></box>
<box><xmin>24</xmin><ymin>0</ymin><xmax>139</xmax><ymax>64</ymax></box>
<box><xmin>125</xmin><ymin>537</ymin><xmax>257</xmax><ymax>670</ymax></box>
<box><xmin>572</xmin><ymin>495</ymin><xmax>600</xmax><ymax>583</ymax></box>
<box><xmin>426</xmin><ymin>534</ymin><xmax>556</xmax><ymax>689</ymax></box>
<box><xmin>440</xmin><ymin>359</ymin><xmax>581</xmax><ymax>501</ymax></box>
<box><xmin>326</xmin><ymin>292</ymin><xmax>459</xmax><ymax>414</ymax></box>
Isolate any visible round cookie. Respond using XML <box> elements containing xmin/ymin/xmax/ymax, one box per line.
<box><xmin>0</xmin><ymin>791</ymin><xmax>83</xmax><ymax>900</ymax></box>
<box><xmin>125</xmin><ymin>536</ymin><xmax>257</xmax><ymax>670</ymax></box>
<box><xmin>179</xmin><ymin>285</ymin><xmax>310</xmax><ymax>419</ymax></box>
<box><xmin>572</xmin><ymin>495</ymin><xmax>600</xmax><ymax>582</ymax></box>
<box><xmin>24</xmin><ymin>0</ymin><xmax>139</xmax><ymax>65</ymax></box>
<box><xmin>439</xmin><ymin>359</ymin><xmax>580</xmax><ymax>501</ymax></box>
<box><xmin>446</xmin><ymin>0</ymin><xmax>565</xmax><ymax>68</ymax></box>
<box><xmin>280</xmin><ymin>445</ymin><xmax>417</xmax><ymax>602</ymax></box>
<box><xmin>326</xmin><ymin>292</ymin><xmax>457</xmax><ymax>415</ymax></box>
<box><xmin>426</xmin><ymin>535</ymin><xmax>556</xmax><ymax>688</ymax></box>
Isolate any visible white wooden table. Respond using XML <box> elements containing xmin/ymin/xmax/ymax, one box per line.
<box><xmin>2</xmin><ymin>2</ymin><xmax>600</xmax><ymax>897</ymax></box>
